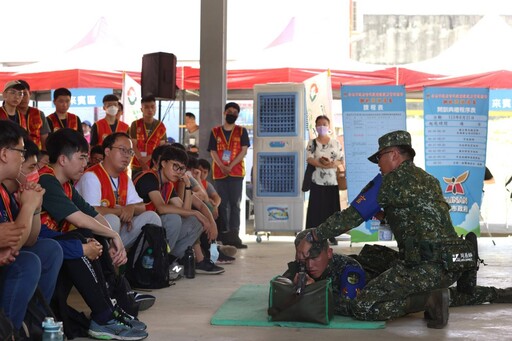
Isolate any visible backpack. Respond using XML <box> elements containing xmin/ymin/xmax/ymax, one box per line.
<box><xmin>0</xmin><ymin>309</ymin><xmax>14</xmax><ymax>341</ymax></box>
<box><xmin>22</xmin><ymin>287</ymin><xmax>57</xmax><ymax>341</ymax></box>
<box><xmin>125</xmin><ymin>224</ymin><xmax>171</xmax><ymax>289</ymax></box>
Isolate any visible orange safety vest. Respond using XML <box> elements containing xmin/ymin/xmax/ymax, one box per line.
<box><xmin>38</xmin><ymin>165</ymin><xmax>74</xmax><ymax>232</ymax></box>
<box><xmin>47</xmin><ymin>112</ymin><xmax>79</xmax><ymax>132</ymax></box>
<box><xmin>211</xmin><ymin>125</ymin><xmax>245</xmax><ymax>180</ymax></box>
<box><xmin>0</xmin><ymin>107</ymin><xmax>27</xmax><ymax>130</ymax></box>
<box><xmin>87</xmin><ymin>163</ymin><xmax>128</xmax><ymax>207</ymax></box>
<box><xmin>25</xmin><ymin>107</ymin><xmax>44</xmax><ymax>149</ymax></box>
<box><xmin>95</xmin><ymin>119</ymin><xmax>130</xmax><ymax>146</ymax></box>
<box><xmin>133</xmin><ymin>170</ymin><xmax>174</xmax><ymax>211</ymax></box>
<box><xmin>0</xmin><ymin>184</ymin><xmax>15</xmax><ymax>222</ymax></box>
<box><xmin>131</xmin><ymin>119</ymin><xmax>166</xmax><ymax>168</ymax></box>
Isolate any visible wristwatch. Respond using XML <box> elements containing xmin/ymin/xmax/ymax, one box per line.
<box><xmin>185</xmin><ymin>186</ymin><xmax>192</xmax><ymax>190</ymax></box>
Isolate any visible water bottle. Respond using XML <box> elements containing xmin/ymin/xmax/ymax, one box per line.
<box><xmin>42</xmin><ymin>317</ymin><xmax>64</xmax><ymax>341</ymax></box>
<box><xmin>340</xmin><ymin>266</ymin><xmax>366</xmax><ymax>299</ymax></box>
<box><xmin>142</xmin><ymin>248</ymin><xmax>154</xmax><ymax>269</ymax></box>
<box><xmin>378</xmin><ymin>220</ymin><xmax>393</xmax><ymax>241</ymax></box>
<box><xmin>184</xmin><ymin>246</ymin><xmax>196</xmax><ymax>279</ymax></box>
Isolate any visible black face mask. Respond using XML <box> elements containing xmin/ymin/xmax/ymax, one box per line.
<box><xmin>225</xmin><ymin>114</ymin><xmax>238</xmax><ymax>124</ymax></box>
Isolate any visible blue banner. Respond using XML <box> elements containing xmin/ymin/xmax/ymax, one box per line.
<box><xmin>51</xmin><ymin>88</ymin><xmax>112</xmax><ymax>108</ymax></box>
<box><xmin>423</xmin><ymin>87</ymin><xmax>489</xmax><ymax>236</ymax></box>
<box><xmin>341</xmin><ymin>85</ymin><xmax>407</xmax><ymax>242</ymax></box>
<box><xmin>489</xmin><ymin>89</ymin><xmax>512</xmax><ymax>112</ymax></box>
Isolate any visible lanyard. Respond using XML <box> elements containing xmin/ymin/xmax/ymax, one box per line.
<box><xmin>0</xmin><ymin>186</ymin><xmax>14</xmax><ymax>222</ymax></box>
<box><xmin>109</xmin><ymin>176</ymin><xmax>119</xmax><ymax>204</ymax></box>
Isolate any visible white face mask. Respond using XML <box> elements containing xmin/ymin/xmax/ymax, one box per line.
<box><xmin>106</xmin><ymin>106</ymin><xmax>119</xmax><ymax>116</ymax></box>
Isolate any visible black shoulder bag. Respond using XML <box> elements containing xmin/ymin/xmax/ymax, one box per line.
<box><xmin>301</xmin><ymin>140</ymin><xmax>317</xmax><ymax>192</ymax></box>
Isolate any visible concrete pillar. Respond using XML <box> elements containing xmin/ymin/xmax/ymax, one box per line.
<box><xmin>199</xmin><ymin>0</ymin><xmax>227</xmax><ymax>162</ymax></box>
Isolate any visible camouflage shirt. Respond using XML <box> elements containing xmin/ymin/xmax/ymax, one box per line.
<box><xmin>315</xmin><ymin>160</ymin><xmax>459</xmax><ymax>253</ymax></box>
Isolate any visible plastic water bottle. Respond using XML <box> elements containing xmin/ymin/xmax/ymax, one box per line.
<box><xmin>340</xmin><ymin>266</ymin><xmax>366</xmax><ymax>299</ymax></box>
<box><xmin>142</xmin><ymin>248</ymin><xmax>154</xmax><ymax>269</ymax></box>
<box><xmin>378</xmin><ymin>221</ymin><xmax>393</xmax><ymax>241</ymax></box>
<box><xmin>42</xmin><ymin>317</ymin><xmax>64</xmax><ymax>341</ymax></box>
<box><xmin>184</xmin><ymin>246</ymin><xmax>195</xmax><ymax>279</ymax></box>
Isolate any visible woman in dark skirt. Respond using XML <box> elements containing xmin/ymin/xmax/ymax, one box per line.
<box><xmin>305</xmin><ymin>115</ymin><xmax>344</xmax><ymax>245</ymax></box>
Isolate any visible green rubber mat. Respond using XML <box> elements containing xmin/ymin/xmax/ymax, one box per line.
<box><xmin>211</xmin><ymin>284</ymin><xmax>385</xmax><ymax>329</ymax></box>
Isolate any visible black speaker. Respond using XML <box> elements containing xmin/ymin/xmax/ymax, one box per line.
<box><xmin>141</xmin><ymin>52</ymin><xmax>177</xmax><ymax>99</ymax></box>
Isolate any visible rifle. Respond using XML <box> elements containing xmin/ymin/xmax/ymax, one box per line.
<box><xmin>295</xmin><ymin>261</ymin><xmax>307</xmax><ymax>296</ymax></box>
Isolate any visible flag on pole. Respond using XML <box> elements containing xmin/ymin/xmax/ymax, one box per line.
<box><xmin>303</xmin><ymin>70</ymin><xmax>333</xmax><ymax>138</ymax></box>
<box><xmin>121</xmin><ymin>72</ymin><xmax>142</xmax><ymax>126</ymax></box>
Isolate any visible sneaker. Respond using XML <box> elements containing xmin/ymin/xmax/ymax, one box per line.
<box><xmin>218</xmin><ymin>244</ymin><xmax>238</xmax><ymax>257</ymax></box>
<box><xmin>195</xmin><ymin>259</ymin><xmax>225</xmax><ymax>274</ymax></box>
<box><xmin>216</xmin><ymin>250</ymin><xmax>236</xmax><ymax>265</ymax></box>
<box><xmin>133</xmin><ymin>293</ymin><xmax>156</xmax><ymax>311</ymax></box>
<box><xmin>88</xmin><ymin>319</ymin><xmax>148</xmax><ymax>340</ymax></box>
<box><xmin>169</xmin><ymin>261</ymin><xmax>184</xmax><ymax>281</ymax></box>
<box><xmin>113</xmin><ymin>306</ymin><xmax>147</xmax><ymax>331</ymax></box>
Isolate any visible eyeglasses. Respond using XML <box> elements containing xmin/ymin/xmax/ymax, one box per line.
<box><xmin>8</xmin><ymin>147</ymin><xmax>26</xmax><ymax>157</ymax></box>
<box><xmin>6</xmin><ymin>89</ymin><xmax>25</xmax><ymax>97</ymax></box>
<box><xmin>110</xmin><ymin>146</ymin><xmax>135</xmax><ymax>157</ymax></box>
<box><xmin>376</xmin><ymin>150</ymin><xmax>394</xmax><ymax>162</ymax></box>
<box><xmin>171</xmin><ymin>162</ymin><xmax>187</xmax><ymax>173</ymax></box>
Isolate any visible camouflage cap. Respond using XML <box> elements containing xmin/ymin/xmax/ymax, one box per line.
<box><xmin>368</xmin><ymin>130</ymin><xmax>413</xmax><ymax>163</ymax></box>
<box><xmin>294</xmin><ymin>231</ymin><xmax>328</xmax><ymax>258</ymax></box>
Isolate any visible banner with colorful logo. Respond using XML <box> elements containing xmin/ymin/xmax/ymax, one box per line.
<box><xmin>341</xmin><ymin>85</ymin><xmax>407</xmax><ymax>242</ymax></box>
<box><xmin>121</xmin><ymin>72</ymin><xmax>142</xmax><ymax>126</ymax></box>
<box><xmin>303</xmin><ymin>71</ymin><xmax>333</xmax><ymax>139</ymax></box>
<box><xmin>423</xmin><ymin>87</ymin><xmax>489</xmax><ymax>236</ymax></box>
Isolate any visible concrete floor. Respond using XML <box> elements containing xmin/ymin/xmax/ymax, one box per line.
<box><xmin>71</xmin><ymin>234</ymin><xmax>512</xmax><ymax>341</ymax></box>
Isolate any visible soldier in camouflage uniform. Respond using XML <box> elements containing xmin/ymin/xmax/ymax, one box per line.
<box><xmin>297</xmin><ymin>130</ymin><xmax>512</xmax><ymax>329</ymax></box>
<box><xmin>283</xmin><ymin>238</ymin><xmax>364</xmax><ymax>315</ymax></box>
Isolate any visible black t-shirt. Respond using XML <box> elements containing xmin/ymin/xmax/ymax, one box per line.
<box><xmin>134</xmin><ymin>171</ymin><xmax>177</xmax><ymax>204</ymax></box>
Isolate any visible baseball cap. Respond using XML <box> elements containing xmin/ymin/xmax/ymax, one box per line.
<box><xmin>368</xmin><ymin>130</ymin><xmax>416</xmax><ymax>164</ymax></box>
<box><xmin>82</xmin><ymin>120</ymin><xmax>92</xmax><ymax>127</ymax></box>
<box><xmin>3</xmin><ymin>80</ymin><xmax>25</xmax><ymax>92</ymax></box>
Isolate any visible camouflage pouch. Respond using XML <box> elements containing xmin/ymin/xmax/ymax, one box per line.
<box><xmin>439</xmin><ymin>237</ymin><xmax>477</xmax><ymax>272</ymax></box>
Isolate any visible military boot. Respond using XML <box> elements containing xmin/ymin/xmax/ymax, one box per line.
<box><xmin>424</xmin><ymin>288</ymin><xmax>450</xmax><ymax>329</ymax></box>
<box><xmin>493</xmin><ymin>287</ymin><xmax>512</xmax><ymax>303</ymax></box>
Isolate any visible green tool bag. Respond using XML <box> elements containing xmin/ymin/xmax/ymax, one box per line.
<box><xmin>268</xmin><ymin>276</ymin><xmax>334</xmax><ymax>325</ymax></box>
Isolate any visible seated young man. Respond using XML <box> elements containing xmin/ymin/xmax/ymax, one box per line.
<box><xmin>38</xmin><ymin>128</ymin><xmax>148</xmax><ymax>340</ymax></box>
<box><xmin>76</xmin><ymin>132</ymin><xmax>162</xmax><ymax>248</ymax></box>
<box><xmin>134</xmin><ymin>147</ymin><xmax>223</xmax><ymax>274</ymax></box>
<box><xmin>0</xmin><ymin>120</ymin><xmax>63</xmax><ymax>337</ymax></box>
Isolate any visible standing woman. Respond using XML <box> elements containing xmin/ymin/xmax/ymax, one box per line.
<box><xmin>305</xmin><ymin>115</ymin><xmax>343</xmax><ymax>245</ymax></box>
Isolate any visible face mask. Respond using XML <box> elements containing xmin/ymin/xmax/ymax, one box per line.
<box><xmin>316</xmin><ymin>126</ymin><xmax>329</xmax><ymax>136</ymax></box>
<box><xmin>225</xmin><ymin>114</ymin><xmax>238</xmax><ymax>124</ymax></box>
<box><xmin>106</xmin><ymin>106</ymin><xmax>119</xmax><ymax>116</ymax></box>
<box><xmin>20</xmin><ymin>169</ymin><xmax>40</xmax><ymax>184</ymax></box>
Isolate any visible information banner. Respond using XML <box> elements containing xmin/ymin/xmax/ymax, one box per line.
<box><xmin>423</xmin><ymin>87</ymin><xmax>489</xmax><ymax>236</ymax></box>
<box><xmin>341</xmin><ymin>85</ymin><xmax>407</xmax><ymax>242</ymax></box>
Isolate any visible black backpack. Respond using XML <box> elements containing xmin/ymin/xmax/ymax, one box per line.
<box><xmin>23</xmin><ymin>287</ymin><xmax>57</xmax><ymax>341</ymax></box>
<box><xmin>0</xmin><ymin>309</ymin><xmax>14</xmax><ymax>341</ymax></box>
<box><xmin>125</xmin><ymin>224</ymin><xmax>171</xmax><ymax>289</ymax></box>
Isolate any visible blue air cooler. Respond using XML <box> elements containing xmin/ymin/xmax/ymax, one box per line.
<box><xmin>252</xmin><ymin>83</ymin><xmax>307</xmax><ymax>241</ymax></box>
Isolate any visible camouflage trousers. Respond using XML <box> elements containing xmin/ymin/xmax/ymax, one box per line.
<box><xmin>334</xmin><ymin>260</ymin><xmax>499</xmax><ymax>320</ymax></box>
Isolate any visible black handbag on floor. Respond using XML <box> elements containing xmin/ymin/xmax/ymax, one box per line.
<box><xmin>301</xmin><ymin>140</ymin><xmax>317</xmax><ymax>192</ymax></box>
